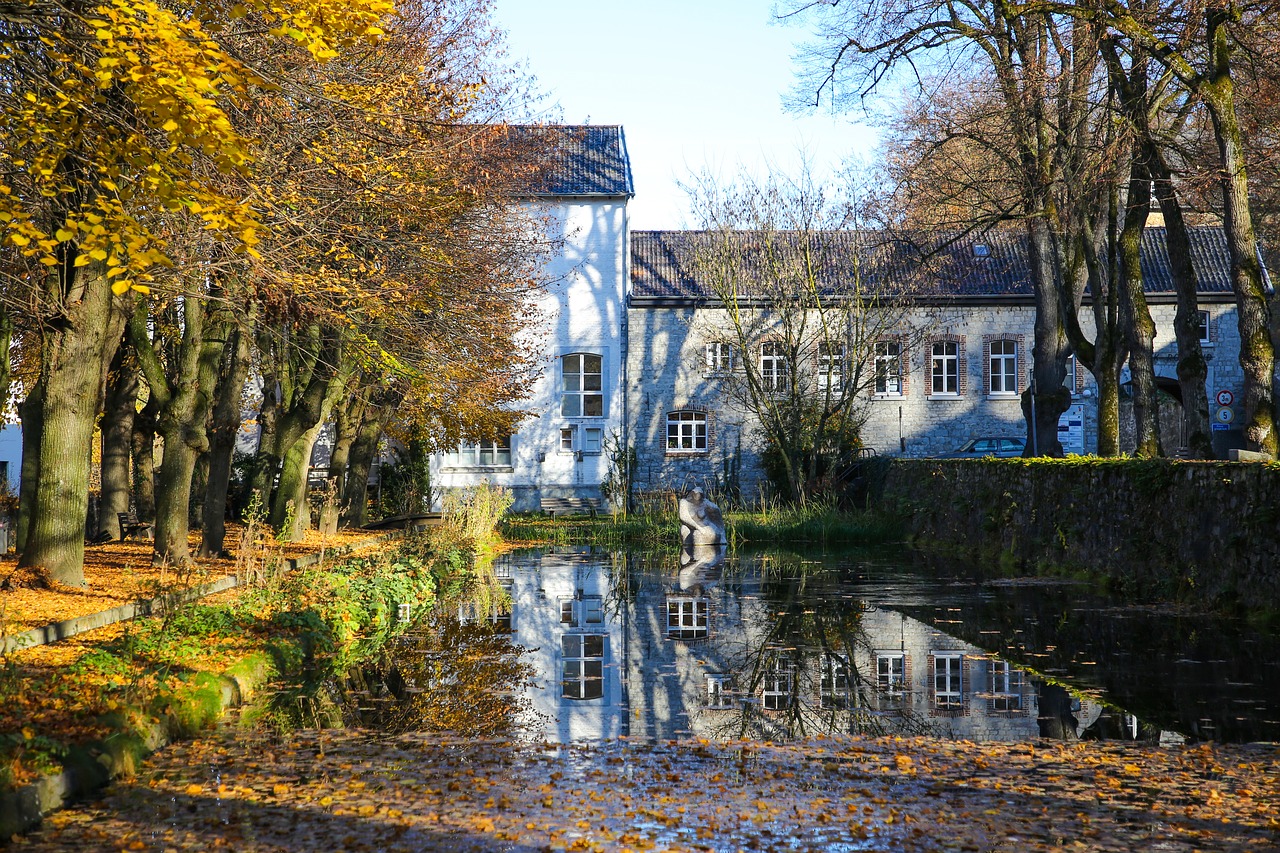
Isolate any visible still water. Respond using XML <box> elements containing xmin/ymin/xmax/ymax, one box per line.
<box><xmin>358</xmin><ymin>546</ymin><xmax>1280</xmax><ymax>747</ymax></box>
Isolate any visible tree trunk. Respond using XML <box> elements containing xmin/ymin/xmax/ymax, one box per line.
<box><xmin>1119</xmin><ymin>160</ymin><xmax>1162</xmax><ymax>458</ymax></box>
<box><xmin>99</xmin><ymin>339</ymin><xmax>139</xmax><ymax>539</ymax></box>
<box><xmin>16</xmin><ymin>380</ymin><xmax>44</xmax><ymax>553</ymax></box>
<box><xmin>131</xmin><ymin>395</ymin><xmax>158</xmax><ymax>523</ymax></box>
<box><xmin>201</xmin><ymin>319</ymin><xmax>254</xmax><ymax>558</ymax></box>
<box><xmin>1152</xmin><ymin>170</ymin><xmax>1213</xmax><ymax>458</ymax></box>
<box><xmin>19</xmin><ymin>263</ymin><xmax>125</xmax><ymax>587</ymax></box>
<box><xmin>1200</xmin><ymin>7</ymin><xmax>1276</xmax><ymax>456</ymax></box>
<box><xmin>1022</xmin><ymin>218</ymin><xmax>1070</xmax><ymax>457</ymax></box>
<box><xmin>340</xmin><ymin>386</ymin><xmax>402</xmax><ymax>528</ymax></box>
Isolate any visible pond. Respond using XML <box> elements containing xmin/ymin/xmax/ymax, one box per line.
<box><xmin>351</xmin><ymin>546</ymin><xmax>1280</xmax><ymax>747</ymax></box>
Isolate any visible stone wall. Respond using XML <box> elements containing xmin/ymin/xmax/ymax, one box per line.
<box><xmin>877</xmin><ymin>458</ymin><xmax>1280</xmax><ymax>610</ymax></box>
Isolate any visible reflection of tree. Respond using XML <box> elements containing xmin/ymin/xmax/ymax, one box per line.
<box><xmin>344</xmin><ymin>614</ymin><xmax>540</xmax><ymax>739</ymax></box>
<box><xmin>701</xmin><ymin>552</ymin><xmax>936</xmax><ymax>741</ymax></box>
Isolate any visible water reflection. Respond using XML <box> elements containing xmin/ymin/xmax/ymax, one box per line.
<box><xmin>357</xmin><ymin>548</ymin><xmax>1280</xmax><ymax>746</ymax></box>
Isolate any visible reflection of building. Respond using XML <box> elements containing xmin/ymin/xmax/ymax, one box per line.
<box><xmin>498</xmin><ymin>550</ymin><xmax>626</xmax><ymax>743</ymax></box>
<box><xmin>498</xmin><ymin>550</ymin><xmax>1045</xmax><ymax>743</ymax></box>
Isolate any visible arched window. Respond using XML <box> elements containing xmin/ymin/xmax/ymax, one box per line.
<box><xmin>666</xmin><ymin>410</ymin><xmax>708</xmax><ymax>453</ymax></box>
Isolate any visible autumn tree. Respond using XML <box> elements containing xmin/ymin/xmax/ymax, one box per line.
<box><xmin>0</xmin><ymin>0</ymin><xmax>389</xmax><ymax>586</ymax></box>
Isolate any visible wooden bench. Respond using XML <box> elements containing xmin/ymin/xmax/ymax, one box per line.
<box><xmin>540</xmin><ymin>497</ymin><xmax>602</xmax><ymax>518</ymax></box>
<box><xmin>117</xmin><ymin>512</ymin><xmax>154</xmax><ymax>541</ymax></box>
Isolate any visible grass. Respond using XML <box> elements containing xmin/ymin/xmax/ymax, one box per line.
<box><xmin>500</xmin><ymin>503</ymin><xmax>904</xmax><ymax>549</ymax></box>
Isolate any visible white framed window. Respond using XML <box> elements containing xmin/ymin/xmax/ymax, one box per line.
<box><xmin>988</xmin><ymin>660</ymin><xmax>1024</xmax><ymax>713</ymax></box>
<box><xmin>666</xmin><ymin>596</ymin><xmax>709</xmax><ymax>639</ymax></box>
<box><xmin>560</xmin><ymin>428</ymin><xmax>574</xmax><ymax>452</ymax></box>
<box><xmin>706</xmin><ymin>673</ymin><xmax>735</xmax><ymax>709</ymax></box>
<box><xmin>445</xmin><ymin>437</ymin><xmax>512</xmax><ymax>468</ymax></box>
<box><xmin>932</xmin><ymin>341</ymin><xmax>959</xmax><ymax>395</ymax></box>
<box><xmin>933</xmin><ymin>652</ymin><xmax>964</xmax><ymax>710</ymax></box>
<box><xmin>989</xmin><ymin>340</ymin><xmax>1018</xmax><ymax>396</ymax></box>
<box><xmin>762</xmin><ymin>656</ymin><xmax>794</xmax><ymax>711</ymax></box>
<box><xmin>1196</xmin><ymin>310</ymin><xmax>1211</xmax><ymax>344</ymax></box>
<box><xmin>561</xmin><ymin>634</ymin><xmax>605</xmax><ymax>700</ymax></box>
<box><xmin>582</xmin><ymin>427</ymin><xmax>603</xmax><ymax>454</ymax></box>
<box><xmin>705</xmin><ymin>341</ymin><xmax>735</xmax><ymax>372</ymax></box>
<box><xmin>819</xmin><ymin>342</ymin><xmax>847</xmax><ymax>392</ymax></box>
<box><xmin>666</xmin><ymin>411</ymin><xmax>708</xmax><ymax>453</ymax></box>
<box><xmin>559</xmin><ymin>426</ymin><xmax>602</xmax><ymax>455</ymax></box>
<box><xmin>874</xmin><ymin>341</ymin><xmax>901</xmax><ymax>395</ymax></box>
<box><xmin>877</xmin><ymin>652</ymin><xmax>906</xmax><ymax>710</ymax></box>
<box><xmin>561</xmin><ymin>353</ymin><xmax>603</xmax><ymax>417</ymax></box>
<box><xmin>820</xmin><ymin>653</ymin><xmax>851</xmax><ymax>710</ymax></box>
<box><xmin>560</xmin><ymin>596</ymin><xmax>604</xmax><ymax>627</ymax></box>
<box><xmin>760</xmin><ymin>341</ymin><xmax>788</xmax><ymax>392</ymax></box>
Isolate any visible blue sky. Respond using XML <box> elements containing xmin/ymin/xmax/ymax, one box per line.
<box><xmin>493</xmin><ymin>0</ymin><xmax>879</xmax><ymax>230</ymax></box>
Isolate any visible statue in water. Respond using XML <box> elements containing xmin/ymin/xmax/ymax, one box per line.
<box><xmin>678</xmin><ymin>487</ymin><xmax>725</xmax><ymax>547</ymax></box>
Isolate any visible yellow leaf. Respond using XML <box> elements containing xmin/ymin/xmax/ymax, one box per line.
<box><xmin>89</xmin><ymin>249</ymin><xmax>108</xmax><ymax>261</ymax></box>
<box><xmin>111</xmin><ymin>280</ymin><xmax>131</xmax><ymax>295</ymax></box>
<box><xmin>184</xmin><ymin>784</ymin><xmax>203</xmax><ymax>796</ymax></box>
<box><xmin>55</xmin><ymin>228</ymin><xmax>74</xmax><ymax>241</ymax></box>
<box><xmin>162</xmin><ymin>119</ymin><xmax>179</xmax><ymax>132</ymax></box>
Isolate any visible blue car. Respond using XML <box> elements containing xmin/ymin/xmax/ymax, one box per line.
<box><xmin>939</xmin><ymin>437</ymin><xmax>1026</xmax><ymax>458</ymax></box>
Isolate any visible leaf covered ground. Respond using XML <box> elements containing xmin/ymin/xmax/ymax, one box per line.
<box><xmin>12</xmin><ymin>725</ymin><xmax>1279</xmax><ymax>852</ymax></box>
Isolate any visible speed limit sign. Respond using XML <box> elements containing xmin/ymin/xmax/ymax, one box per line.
<box><xmin>1216</xmin><ymin>406</ymin><xmax>1235</xmax><ymax>424</ymax></box>
<box><xmin>1216</xmin><ymin>389</ymin><xmax>1234</xmax><ymax>407</ymax></box>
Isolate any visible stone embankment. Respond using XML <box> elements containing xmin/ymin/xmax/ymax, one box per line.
<box><xmin>878</xmin><ymin>458</ymin><xmax>1280</xmax><ymax>609</ymax></box>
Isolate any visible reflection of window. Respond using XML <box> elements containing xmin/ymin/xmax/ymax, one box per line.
<box><xmin>874</xmin><ymin>341</ymin><xmax>901</xmax><ymax>395</ymax></box>
<box><xmin>819</xmin><ymin>342</ymin><xmax>847</xmax><ymax>392</ymax></box>
<box><xmin>821</xmin><ymin>654</ymin><xmax>851</xmax><ymax>709</ymax></box>
<box><xmin>707</xmin><ymin>674</ymin><xmax>735</xmax><ymax>709</ymax></box>
<box><xmin>666</xmin><ymin>596</ymin><xmax>709</xmax><ymax>639</ymax></box>
<box><xmin>762</xmin><ymin>657</ymin><xmax>794</xmax><ymax>711</ymax></box>
<box><xmin>931</xmin><ymin>341</ymin><xmax>959</xmax><ymax>395</ymax></box>
<box><xmin>987</xmin><ymin>660</ymin><xmax>1024</xmax><ymax>713</ymax></box>
<box><xmin>562</xmin><ymin>634</ymin><xmax>605</xmax><ymax>700</ymax></box>
<box><xmin>446</xmin><ymin>437</ymin><xmax>512</xmax><ymax>468</ymax></box>
<box><xmin>933</xmin><ymin>653</ymin><xmax>964</xmax><ymax>710</ymax></box>
<box><xmin>666</xmin><ymin>411</ymin><xmax>708</xmax><ymax>453</ymax></box>
<box><xmin>877</xmin><ymin>652</ymin><xmax>906</xmax><ymax>708</ymax></box>
<box><xmin>705</xmin><ymin>341</ymin><xmax>735</xmax><ymax>372</ymax></box>
<box><xmin>560</xmin><ymin>596</ymin><xmax>604</xmax><ymax>627</ymax></box>
<box><xmin>760</xmin><ymin>342</ymin><xmax>788</xmax><ymax>392</ymax></box>
<box><xmin>562</xmin><ymin>353</ymin><xmax>603</xmax><ymax>417</ymax></box>
<box><xmin>989</xmin><ymin>340</ymin><xmax>1018</xmax><ymax>395</ymax></box>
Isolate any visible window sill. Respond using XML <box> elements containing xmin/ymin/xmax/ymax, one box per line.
<box><xmin>441</xmin><ymin>466</ymin><xmax>514</xmax><ymax>473</ymax></box>
<box><xmin>986</xmin><ymin>393</ymin><xmax>1020</xmax><ymax>401</ymax></box>
<box><xmin>926</xmin><ymin>393</ymin><xmax>962</xmax><ymax>401</ymax></box>
<box><xmin>665</xmin><ymin>450</ymin><xmax>709</xmax><ymax>457</ymax></box>
<box><xmin>871</xmin><ymin>393</ymin><xmax>904</xmax><ymax>401</ymax></box>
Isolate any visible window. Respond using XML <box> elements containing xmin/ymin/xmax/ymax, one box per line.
<box><xmin>876</xmin><ymin>653</ymin><xmax>906</xmax><ymax>710</ymax></box>
<box><xmin>562</xmin><ymin>634</ymin><xmax>605</xmax><ymax>700</ymax></box>
<box><xmin>446</xmin><ymin>437</ymin><xmax>512</xmax><ymax>468</ymax></box>
<box><xmin>560</xmin><ymin>426</ymin><xmax>602</xmax><ymax>455</ymax></box>
<box><xmin>933</xmin><ymin>653</ymin><xmax>964</xmax><ymax>710</ymax></box>
<box><xmin>988</xmin><ymin>660</ymin><xmax>1024</xmax><ymax>713</ymax></box>
<box><xmin>760</xmin><ymin>342</ymin><xmax>788</xmax><ymax>392</ymax></box>
<box><xmin>705</xmin><ymin>341</ymin><xmax>735</xmax><ymax>372</ymax></box>
<box><xmin>707</xmin><ymin>674</ymin><xmax>735</xmax><ymax>709</ymax></box>
<box><xmin>582</xmin><ymin>427</ymin><xmax>603</xmax><ymax>454</ymax></box>
<box><xmin>819</xmin><ymin>342</ymin><xmax>847</xmax><ymax>392</ymax></box>
<box><xmin>762</xmin><ymin>657</ymin><xmax>794</xmax><ymax>711</ymax></box>
<box><xmin>989</xmin><ymin>340</ymin><xmax>1018</xmax><ymax>395</ymax></box>
<box><xmin>821</xmin><ymin>654</ymin><xmax>851</xmax><ymax>710</ymax></box>
<box><xmin>874</xmin><ymin>341</ymin><xmax>901</xmax><ymax>395</ymax></box>
<box><xmin>932</xmin><ymin>341</ymin><xmax>959</xmax><ymax>395</ymax></box>
<box><xmin>561</xmin><ymin>353</ymin><xmax>603</xmax><ymax>417</ymax></box>
<box><xmin>560</xmin><ymin>428</ymin><xmax>574</xmax><ymax>452</ymax></box>
<box><xmin>1197</xmin><ymin>310</ymin><xmax>1211</xmax><ymax>344</ymax></box>
<box><xmin>666</xmin><ymin>411</ymin><xmax>708</xmax><ymax>453</ymax></box>
<box><xmin>561</xmin><ymin>596</ymin><xmax>604</xmax><ymax>627</ymax></box>
<box><xmin>666</xmin><ymin>596</ymin><xmax>709</xmax><ymax>639</ymax></box>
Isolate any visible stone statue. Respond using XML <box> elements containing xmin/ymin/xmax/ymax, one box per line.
<box><xmin>678</xmin><ymin>488</ymin><xmax>725</xmax><ymax>547</ymax></box>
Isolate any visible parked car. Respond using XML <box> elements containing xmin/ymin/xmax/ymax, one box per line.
<box><xmin>939</xmin><ymin>437</ymin><xmax>1026</xmax><ymax>458</ymax></box>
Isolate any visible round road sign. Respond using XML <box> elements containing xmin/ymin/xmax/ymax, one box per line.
<box><xmin>1215</xmin><ymin>406</ymin><xmax>1235</xmax><ymax>424</ymax></box>
<box><xmin>1216</xmin><ymin>389</ymin><xmax>1234</xmax><ymax>407</ymax></box>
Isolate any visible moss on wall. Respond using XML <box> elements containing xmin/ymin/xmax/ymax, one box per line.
<box><xmin>879</xmin><ymin>458</ymin><xmax>1280</xmax><ymax>610</ymax></box>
